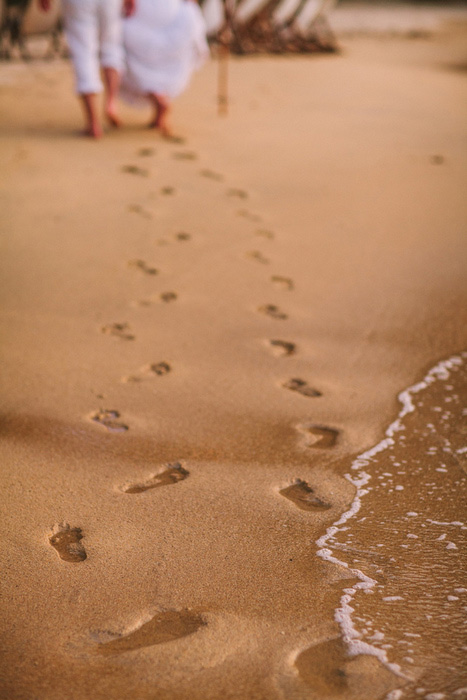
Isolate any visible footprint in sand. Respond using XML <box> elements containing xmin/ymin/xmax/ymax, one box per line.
<box><xmin>246</xmin><ymin>250</ymin><xmax>269</xmax><ymax>264</ymax></box>
<box><xmin>128</xmin><ymin>259</ymin><xmax>158</xmax><ymax>276</ymax></box>
<box><xmin>122</xmin><ymin>463</ymin><xmax>189</xmax><ymax>493</ymax></box>
<box><xmin>134</xmin><ymin>293</ymin><xmax>178</xmax><ymax>307</ymax></box>
<box><xmin>268</xmin><ymin>340</ymin><xmax>296</xmax><ymax>356</ymax></box>
<box><xmin>121</xmin><ymin>165</ymin><xmax>149</xmax><ymax>177</ymax></box>
<box><xmin>95</xmin><ymin>610</ymin><xmax>205</xmax><ymax>655</ymax></box>
<box><xmin>200</xmin><ymin>169</ymin><xmax>223</xmax><ymax>182</ymax></box>
<box><xmin>160</xmin><ymin>291</ymin><xmax>178</xmax><ymax>303</ymax></box>
<box><xmin>258</xmin><ymin>304</ymin><xmax>288</xmax><ymax>320</ymax></box>
<box><xmin>123</xmin><ymin>362</ymin><xmax>171</xmax><ymax>383</ymax></box>
<box><xmin>228</xmin><ymin>188</ymin><xmax>248</xmax><ymax>199</ymax></box>
<box><xmin>298</xmin><ymin>424</ymin><xmax>339</xmax><ymax>449</ymax></box>
<box><xmin>283</xmin><ymin>378</ymin><xmax>321</xmax><ymax>398</ymax></box>
<box><xmin>101</xmin><ymin>323</ymin><xmax>135</xmax><ymax>340</ymax></box>
<box><xmin>173</xmin><ymin>151</ymin><xmax>197</xmax><ymax>161</ymax></box>
<box><xmin>237</xmin><ymin>209</ymin><xmax>261</xmax><ymax>222</ymax></box>
<box><xmin>271</xmin><ymin>275</ymin><xmax>294</xmax><ymax>291</ymax></box>
<box><xmin>128</xmin><ymin>204</ymin><xmax>152</xmax><ymax>219</ymax></box>
<box><xmin>295</xmin><ymin>638</ymin><xmax>348</xmax><ymax>694</ymax></box>
<box><xmin>255</xmin><ymin>229</ymin><xmax>275</xmax><ymax>240</ymax></box>
<box><xmin>148</xmin><ymin>361</ymin><xmax>171</xmax><ymax>375</ymax></box>
<box><xmin>164</xmin><ymin>134</ymin><xmax>186</xmax><ymax>145</ymax></box>
<box><xmin>175</xmin><ymin>232</ymin><xmax>191</xmax><ymax>241</ymax></box>
<box><xmin>280</xmin><ymin>479</ymin><xmax>331</xmax><ymax>511</ymax></box>
<box><xmin>49</xmin><ymin>523</ymin><xmax>87</xmax><ymax>563</ymax></box>
<box><xmin>91</xmin><ymin>409</ymin><xmax>129</xmax><ymax>433</ymax></box>
<box><xmin>137</xmin><ymin>147</ymin><xmax>155</xmax><ymax>157</ymax></box>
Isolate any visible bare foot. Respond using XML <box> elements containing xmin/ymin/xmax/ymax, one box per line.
<box><xmin>80</xmin><ymin>94</ymin><xmax>103</xmax><ymax>139</ymax></box>
<box><xmin>147</xmin><ymin>119</ymin><xmax>180</xmax><ymax>142</ymax></box>
<box><xmin>84</xmin><ymin>122</ymin><xmax>103</xmax><ymax>139</ymax></box>
<box><xmin>147</xmin><ymin>93</ymin><xmax>183</xmax><ymax>141</ymax></box>
<box><xmin>105</xmin><ymin>107</ymin><xmax>121</xmax><ymax>128</ymax></box>
<box><xmin>103</xmin><ymin>67</ymin><xmax>121</xmax><ymax>128</ymax></box>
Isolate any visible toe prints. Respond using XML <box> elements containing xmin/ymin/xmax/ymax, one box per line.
<box><xmin>283</xmin><ymin>378</ymin><xmax>322</xmax><ymax>398</ymax></box>
<box><xmin>95</xmin><ymin>610</ymin><xmax>205</xmax><ymax>655</ymax></box>
<box><xmin>280</xmin><ymin>479</ymin><xmax>331</xmax><ymax>511</ymax></box>
<box><xmin>49</xmin><ymin>523</ymin><xmax>87</xmax><ymax>563</ymax></box>
<box><xmin>122</xmin><ymin>463</ymin><xmax>189</xmax><ymax>494</ymax></box>
<box><xmin>91</xmin><ymin>409</ymin><xmax>129</xmax><ymax>433</ymax></box>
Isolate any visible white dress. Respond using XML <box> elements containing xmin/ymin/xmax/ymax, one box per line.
<box><xmin>121</xmin><ymin>0</ymin><xmax>209</xmax><ymax>102</ymax></box>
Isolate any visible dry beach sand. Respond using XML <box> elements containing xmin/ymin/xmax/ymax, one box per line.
<box><xmin>1</xmin><ymin>5</ymin><xmax>467</xmax><ymax>699</ymax></box>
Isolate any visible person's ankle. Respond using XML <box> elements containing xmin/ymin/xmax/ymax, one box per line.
<box><xmin>87</xmin><ymin>121</ymin><xmax>103</xmax><ymax>138</ymax></box>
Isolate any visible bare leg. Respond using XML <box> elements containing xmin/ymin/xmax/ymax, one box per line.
<box><xmin>103</xmin><ymin>66</ymin><xmax>121</xmax><ymax>127</ymax></box>
<box><xmin>148</xmin><ymin>93</ymin><xmax>171</xmax><ymax>137</ymax></box>
<box><xmin>80</xmin><ymin>93</ymin><xmax>103</xmax><ymax>138</ymax></box>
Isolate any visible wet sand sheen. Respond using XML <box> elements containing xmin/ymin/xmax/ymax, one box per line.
<box><xmin>317</xmin><ymin>354</ymin><xmax>467</xmax><ymax>696</ymax></box>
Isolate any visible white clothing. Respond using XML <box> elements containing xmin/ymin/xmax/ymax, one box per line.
<box><xmin>121</xmin><ymin>0</ymin><xmax>209</xmax><ymax>102</ymax></box>
<box><xmin>62</xmin><ymin>0</ymin><xmax>124</xmax><ymax>94</ymax></box>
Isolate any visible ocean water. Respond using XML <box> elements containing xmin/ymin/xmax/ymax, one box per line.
<box><xmin>317</xmin><ymin>353</ymin><xmax>467</xmax><ymax>699</ymax></box>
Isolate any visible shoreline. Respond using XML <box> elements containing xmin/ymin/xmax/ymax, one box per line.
<box><xmin>317</xmin><ymin>352</ymin><xmax>467</xmax><ymax>694</ymax></box>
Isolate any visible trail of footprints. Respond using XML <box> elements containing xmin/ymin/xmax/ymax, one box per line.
<box><xmin>50</xmin><ymin>145</ymin><xmax>341</xmax><ymax>661</ymax></box>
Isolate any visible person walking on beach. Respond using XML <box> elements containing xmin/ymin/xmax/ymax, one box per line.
<box><xmin>120</xmin><ymin>0</ymin><xmax>208</xmax><ymax>138</ymax></box>
<box><xmin>39</xmin><ymin>0</ymin><xmax>136</xmax><ymax>138</ymax></box>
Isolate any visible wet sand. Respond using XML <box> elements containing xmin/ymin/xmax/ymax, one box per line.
<box><xmin>0</xmin><ymin>8</ymin><xmax>466</xmax><ymax>700</ymax></box>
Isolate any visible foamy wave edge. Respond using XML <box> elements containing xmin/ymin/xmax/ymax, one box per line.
<box><xmin>315</xmin><ymin>351</ymin><xmax>467</xmax><ymax>683</ymax></box>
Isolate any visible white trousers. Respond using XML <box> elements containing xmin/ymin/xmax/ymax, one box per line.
<box><xmin>62</xmin><ymin>0</ymin><xmax>124</xmax><ymax>94</ymax></box>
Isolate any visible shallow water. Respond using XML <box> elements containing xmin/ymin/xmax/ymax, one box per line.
<box><xmin>317</xmin><ymin>353</ymin><xmax>467</xmax><ymax>698</ymax></box>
